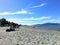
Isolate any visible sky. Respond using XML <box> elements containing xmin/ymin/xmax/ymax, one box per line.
<box><xmin>0</xmin><ymin>0</ymin><xmax>60</xmax><ymax>25</ymax></box>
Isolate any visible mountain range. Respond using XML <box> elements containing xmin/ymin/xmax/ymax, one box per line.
<box><xmin>33</xmin><ymin>23</ymin><xmax>60</xmax><ymax>31</ymax></box>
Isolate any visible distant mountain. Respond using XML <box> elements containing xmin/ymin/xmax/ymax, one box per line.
<box><xmin>33</xmin><ymin>23</ymin><xmax>60</xmax><ymax>31</ymax></box>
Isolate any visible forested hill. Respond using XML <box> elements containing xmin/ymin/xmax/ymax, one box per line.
<box><xmin>0</xmin><ymin>18</ymin><xmax>20</xmax><ymax>27</ymax></box>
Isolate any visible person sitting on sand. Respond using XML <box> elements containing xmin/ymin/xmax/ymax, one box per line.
<box><xmin>10</xmin><ymin>25</ymin><xmax>15</xmax><ymax>31</ymax></box>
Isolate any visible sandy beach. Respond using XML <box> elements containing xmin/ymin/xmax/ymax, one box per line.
<box><xmin>0</xmin><ymin>26</ymin><xmax>60</xmax><ymax>45</ymax></box>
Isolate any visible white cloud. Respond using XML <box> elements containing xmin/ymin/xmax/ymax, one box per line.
<box><xmin>6</xmin><ymin>16</ymin><xmax>51</xmax><ymax>21</ymax></box>
<box><xmin>6</xmin><ymin>16</ymin><xmax>52</xmax><ymax>25</ymax></box>
<box><xmin>6</xmin><ymin>16</ymin><xmax>60</xmax><ymax>25</ymax></box>
<box><xmin>41</xmin><ymin>19</ymin><xmax>56</xmax><ymax>23</ymax></box>
<box><xmin>20</xmin><ymin>16</ymin><xmax>51</xmax><ymax>20</ymax></box>
<box><xmin>30</xmin><ymin>3</ymin><xmax>46</xmax><ymax>8</ymax></box>
<box><xmin>6</xmin><ymin>18</ymin><xmax>18</xmax><ymax>23</ymax></box>
<box><xmin>0</xmin><ymin>9</ymin><xmax>32</xmax><ymax>15</ymax></box>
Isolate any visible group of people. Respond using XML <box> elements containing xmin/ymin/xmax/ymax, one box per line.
<box><xmin>6</xmin><ymin>25</ymin><xmax>21</xmax><ymax>32</ymax></box>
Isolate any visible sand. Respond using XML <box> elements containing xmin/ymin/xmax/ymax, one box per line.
<box><xmin>0</xmin><ymin>26</ymin><xmax>60</xmax><ymax>45</ymax></box>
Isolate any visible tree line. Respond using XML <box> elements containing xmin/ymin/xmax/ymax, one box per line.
<box><xmin>0</xmin><ymin>18</ymin><xmax>21</xmax><ymax>27</ymax></box>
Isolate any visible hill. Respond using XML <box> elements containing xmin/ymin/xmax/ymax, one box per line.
<box><xmin>0</xmin><ymin>18</ymin><xmax>20</xmax><ymax>27</ymax></box>
<box><xmin>33</xmin><ymin>23</ymin><xmax>60</xmax><ymax>30</ymax></box>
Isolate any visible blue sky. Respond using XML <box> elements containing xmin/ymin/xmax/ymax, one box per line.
<box><xmin>0</xmin><ymin>0</ymin><xmax>60</xmax><ymax>25</ymax></box>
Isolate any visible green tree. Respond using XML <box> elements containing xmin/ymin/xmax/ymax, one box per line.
<box><xmin>0</xmin><ymin>18</ymin><xmax>20</xmax><ymax>27</ymax></box>
<box><xmin>0</xmin><ymin>18</ymin><xmax>6</xmax><ymax>26</ymax></box>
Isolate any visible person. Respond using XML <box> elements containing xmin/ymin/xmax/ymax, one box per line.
<box><xmin>10</xmin><ymin>25</ymin><xmax>15</xmax><ymax>31</ymax></box>
<box><xmin>6</xmin><ymin>25</ymin><xmax>15</xmax><ymax>32</ymax></box>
